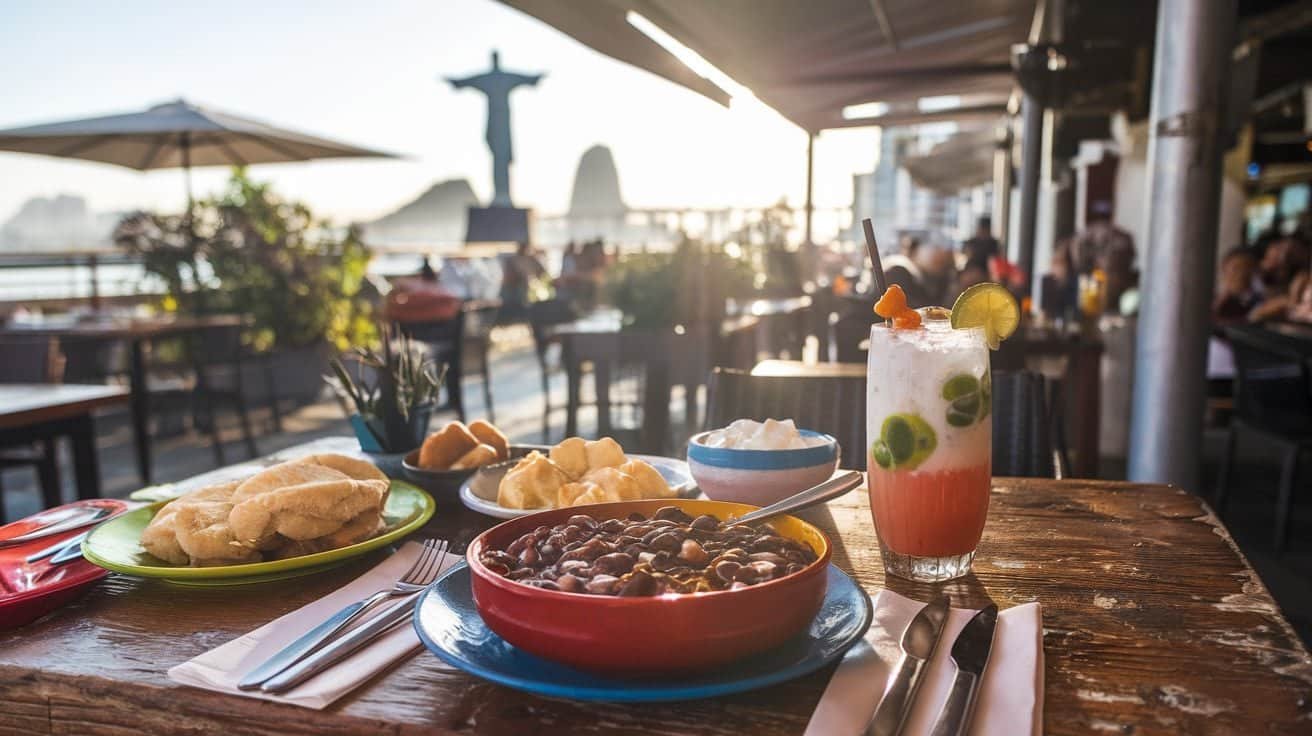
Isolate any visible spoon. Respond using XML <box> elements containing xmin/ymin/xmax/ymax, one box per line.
<box><xmin>732</xmin><ymin>471</ymin><xmax>864</xmax><ymax>526</ymax></box>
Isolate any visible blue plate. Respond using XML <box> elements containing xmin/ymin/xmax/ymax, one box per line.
<box><xmin>412</xmin><ymin>563</ymin><xmax>873</xmax><ymax>702</ymax></box>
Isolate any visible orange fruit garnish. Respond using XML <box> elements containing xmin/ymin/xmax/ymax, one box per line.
<box><xmin>892</xmin><ymin>310</ymin><xmax>922</xmax><ymax>329</ymax></box>
<box><xmin>874</xmin><ymin>284</ymin><xmax>908</xmax><ymax>319</ymax></box>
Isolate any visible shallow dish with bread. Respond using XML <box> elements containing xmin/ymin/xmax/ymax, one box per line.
<box><xmin>430</xmin><ymin>497</ymin><xmax>868</xmax><ymax>683</ymax></box>
<box><xmin>458</xmin><ymin>435</ymin><xmax>695</xmax><ymax>519</ymax></box>
<box><xmin>82</xmin><ymin>454</ymin><xmax>435</xmax><ymax>585</ymax></box>
<box><xmin>401</xmin><ymin>419</ymin><xmax>529</xmax><ymax>495</ymax></box>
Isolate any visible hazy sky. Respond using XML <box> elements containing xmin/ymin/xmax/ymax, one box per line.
<box><xmin>0</xmin><ymin>0</ymin><xmax>880</xmax><ymax>224</ymax></box>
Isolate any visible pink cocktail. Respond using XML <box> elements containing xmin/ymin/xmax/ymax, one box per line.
<box><xmin>866</xmin><ymin>313</ymin><xmax>991</xmax><ymax>581</ymax></box>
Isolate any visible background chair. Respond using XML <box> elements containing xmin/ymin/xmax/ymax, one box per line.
<box><xmin>527</xmin><ymin>298</ymin><xmax>579</xmax><ymax>441</ymax></box>
<box><xmin>704</xmin><ymin>367</ymin><xmax>1064</xmax><ymax>477</ymax></box>
<box><xmin>705</xmin><ymin>368</ymin><xmax>868</xmax><ymax>469</ymax></box>
<box><xmin>395</xmin><ymin>301</ymin><xmax>499</xmax><ymax>424</ymax></box>
<box><xmin>146</xmin><ymin>324</ymin><xmax>258</xmax><ymax>467</ymax></box>
<box><xmin>1214</xmin><ymin>326</ymin><xmax>1312</xmax><ymax>552</ymax></box>
<box><xmin>0</xmin><ymin>336</ymin><xmax>66</xmax><ymax>518</ymax></box>
<box><xmin>562</xmin><ymin>327</ymin><xmax>710</xmax><ymax>455</ymax></box>
<box><xmin>991</xmin><ymin>371</ymin><xmax>1066</xmax><ymax>479</ymax></box>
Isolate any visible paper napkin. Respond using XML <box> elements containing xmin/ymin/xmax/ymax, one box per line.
<box><xmin>168</xmin><ymin>541</ymin><xmax>458</xmax><ymax>709</ymax></box>
<box><xmin>805</xmin><ymin>589</ymin><xmax>1044</xmax><ymax>736</ymax></box>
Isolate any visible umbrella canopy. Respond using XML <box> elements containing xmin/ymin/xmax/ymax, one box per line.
<box><xmin>0</xmin><ymin>99</ymin><xmax>396</xmax><ymax>171</ymax></box>
<box><xmin>903</xmin><ymin>127</ymin><xmax>1001</xmax><ymax>194</ymax></box>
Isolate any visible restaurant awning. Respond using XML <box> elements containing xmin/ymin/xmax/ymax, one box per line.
<box><xmin>902</xmin><ymin>127</ymin><xmax>1001</xmax><ymax>194</ymax></box>
<box><xmin>499</xmin><ymin>0</ymin><xmax>1034</xmax><ymax>131</ymax></box>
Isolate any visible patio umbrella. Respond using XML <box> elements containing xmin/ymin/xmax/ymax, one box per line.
<box><xmin>0</xmin><ymin>98</ymin><xmax>397</xmax><ymax>209</ymax></box>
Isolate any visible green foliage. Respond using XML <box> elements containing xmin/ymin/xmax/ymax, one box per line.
<box><xmin>114</xmin><ymin>168</ymin><xmax>375</xmax><ymax>351</ymax></box>
<box><xmin>326</xmin><ymin>325</ymin><xmax>444</xmax><ymax>452</ymax></box>
<box><xmin>604</xmin><ymin>238</ymin><xmax>757</xmax><ymax>329</ymax></box>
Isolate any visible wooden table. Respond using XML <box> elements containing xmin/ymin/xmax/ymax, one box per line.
<box><xmin>0</xmin><ymin>384</ymin><xmax>127</xmax><ymax>502</ymax></box>
<box><xmin>2</xmin><ymin>440</ymin><xmax>1310</xmax><ymax>735</ymax></box>
<box><xmin>1</xmin><ymin>314</ymin><xmax>246</xmax><ymax>485</ymax></box>
<box><xmin>549</xmin><ymin>310</ymin><xmax>760</xmax><ymax>453</ymax></box>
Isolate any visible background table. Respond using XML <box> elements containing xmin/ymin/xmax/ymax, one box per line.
<box><xmin>1</xmin><ymin>440</ymin><xmax>1309</xmax><ymax>734</ymax></box>
<box><xmin>0</xmin><ymin>383</ymin><xmax>127</xmax><ymax>502</ymax></box>
<box><xmin>1</xmin><ymin>314</ymin><xmax>246</xmax><ymax>485</ymax></box>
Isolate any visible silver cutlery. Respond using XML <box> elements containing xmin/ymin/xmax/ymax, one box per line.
<box><xmin>867</xmin><ymin>594</ymin><xmax>951</xmax><ymax>736</ymax></box>
<box><xmin>929</xmin><ymin>604</ymin><xmax>998</xmax><ymax>736</ymax></box>
<box><xmin>733</xmin><ymin>471</ymin><xmax>864</xmax><ymax>526</ymax></box>
<box><xmin>0</xmin><ymin>507</ymin><xmax>110</xmax><ymax>548</ymax></box>
<box><xmin>25</xmin><ymin>531</ymin><xmax>88</xmax><ymax>564</ymax></box>
<box><xmin>237</xmin><ymin>538</ymin><xmax>450</xmax><ymax>691</ymax></box>
<box><xmin>259</xmin><ymin>580</ymin><xmax>436</xmax><ymax>694</ymax></box>
<box><xmin>49</xmin><ymin>534</ymin><xmax>90</xmax><ymax>566</ymax></box>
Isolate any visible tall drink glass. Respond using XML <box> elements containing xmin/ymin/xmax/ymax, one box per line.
<box><xmin>866</xmin><ymin>311</ymin><xmax>991</xmax><ymax>582</ymax></box>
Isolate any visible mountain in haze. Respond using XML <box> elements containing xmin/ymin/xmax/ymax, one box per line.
<box><xmin>568</xmin><ymin>145</ymin><xmax>626</xmax><ymax>218</ymax></box>
<box><xmin>0</xmin><ymin>194</ymin><xmax>119</xmax><ymax>251</ymax></box>
<box><xmin>566</xmin><ymin>144</ymin><xmax>634</xmax><ymax>243</ymax></box>
<box><xmin>362</xmin><ymin>179</ymin><xmax>479</xmax><ymax>245</ymax></box>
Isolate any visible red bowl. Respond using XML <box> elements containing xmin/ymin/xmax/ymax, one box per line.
<box><xmin>467</xmin><ymin>498</ymin><xmax>832</xmax><ymax>676</ymax></box>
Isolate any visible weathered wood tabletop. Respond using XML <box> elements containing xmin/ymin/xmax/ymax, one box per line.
<box><xmin>2</xmin><ymin>445</ymin><xmax>1310</xmax><ymax>735</ymax></box>
<box><xmin>0</xmin><ymin>384</ymin><xmax>127</xmax><ymax>431</ymax></box>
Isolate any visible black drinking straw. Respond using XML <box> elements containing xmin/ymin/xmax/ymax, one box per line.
<box><xmin>861</xmin><ymin>218</ymin><xmax>888</xmax><ymax>298</ymax></box>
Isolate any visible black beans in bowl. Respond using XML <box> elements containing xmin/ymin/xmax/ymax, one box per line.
<box><xmin>477</xmin><ymin>505</ymin><xmax>819</xmax><ymax>596</ymax></box>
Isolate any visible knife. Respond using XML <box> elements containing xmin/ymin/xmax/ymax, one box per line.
<box><xmin>866</xmin><ymin>594</ymin><xmax>951</xmax><ymax>736</ymax></box>
<box><xmin>260</xmin><ymin>592</ymin><xmax>422</xmax><ymax>694</ymax></box>
<box><xmin>929</xmin><ymin>604</ymin><xmax>999</xmax><ymax>736</ymax></box>
<box><xmin>25</xmin><ymin>531</ymin><xmax>87</xmax><ymax>563</ymax></box>
<box><xmin>237</xmin><ymin>592</ymin><xmax>387</xmax><ymax>690</ymax></box>
<box><xmin>49</xmin><ymin>534</ymin><xmax>90</xmax><ymax>565</ymax></box>
<box><xmin>0</xmin><ymin>507</ymin><xmax>109</xmax><ymax>548</ymax></box>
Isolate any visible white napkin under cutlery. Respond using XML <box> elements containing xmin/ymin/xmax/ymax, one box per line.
<box><xmin>806</xmin><ymin>589</ymin><xmax>1044</xmax><ymax>736</ymax></box>
<box><xmin>168</xmin><ymin>541</ymin><xmax>458</xmax><ymax>709</ymax></box>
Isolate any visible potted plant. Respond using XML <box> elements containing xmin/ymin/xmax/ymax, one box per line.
<box><xmin>326</xmin><ymin>327</ymin><xmax>444</xmax><ymax>475</ymax></box>
<box><xmin>117</xmin><ymin>169</ymin><xmax>377</xmax><ymax>409</ymax></box>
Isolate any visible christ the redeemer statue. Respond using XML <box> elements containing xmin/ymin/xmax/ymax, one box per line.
<box><xmin>446</xmin><ymin>51</ymin><xmax>543</xmax><ymax>207</ymax></box>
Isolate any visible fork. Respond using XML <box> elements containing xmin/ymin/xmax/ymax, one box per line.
<box><xmin>237</xmin><ymin>538</ymin><xmax>451</xmax><ymax>690</ymax></box>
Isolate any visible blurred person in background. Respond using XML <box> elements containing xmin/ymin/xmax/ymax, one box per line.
<box><xmin>1288</xmin><ymin>269</ymin><xmax>1312</xmax><ymax>324</ymax></box>
<box><xmin>1039</xmin><ymin>239</ymin><xmax>1079</xmax><ymax>320</ymax></box>
<box><xmin>954</xmin><ymin>261</ymin><xmax>990</xmax><ymax>302</ymax></box>
<box><xmin>1212</xmin><ymin>247</ymin><xmax>1262</xmax><ymax>325</ymax></box>
<box><xmin>882</xmin><ymin>235</ymin><xmax>931</xmax><ymax>306</ymax></box>
<box><xmin>1250</xmin><ymin>236</ymin><xmax>1311</xmax><ymax>322</ymax></box>
<box><xmin>961</xmin><ymin>216</ymin><xmax>1001</xmax><ymax>271</ymax></box>
<box><xmin>499</xmin><ymin>241</ymin><xmax>548</xmax><ymax>320</ymax></box>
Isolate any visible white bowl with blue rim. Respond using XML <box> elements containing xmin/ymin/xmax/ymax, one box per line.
<box><xmin>686</xmin><ymin>430</ymin><xmax>840</xmax><ymax>506</ymax></box>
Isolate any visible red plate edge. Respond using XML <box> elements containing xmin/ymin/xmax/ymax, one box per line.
<box><xmin>0</xmin><ymin>499</ymin><xmax>128</xmax><ymax>629</ymax></box>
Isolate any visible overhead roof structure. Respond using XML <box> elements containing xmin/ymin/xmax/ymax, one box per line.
<box><xmin>500</xmin><ymin>0</ymin><xmax>1035</xmax><ymax>132</ymax></box>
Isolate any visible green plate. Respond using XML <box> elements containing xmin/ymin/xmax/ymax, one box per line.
<box><xmin>83</xmin><ymin>481</ymin><xmax>435</xmax><ymax>586</ymax></box>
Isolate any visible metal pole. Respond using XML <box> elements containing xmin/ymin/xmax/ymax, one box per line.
<box><xmin>804</xmin><ymin>132</ymin><xmax>815</xmax><ymax>246</ymax></box>
<box><xmin>1127</xmin><ymin>0</ymin><xmax>1235</xmax><ymax>489</ymax></box>
<box><xmin>992</xmin><ymin>125</ymin><xmax>1013</xmax><ymax>249</ymax></box>
<box><xmin>181</xmin><ymin>131</ymin><xmax>193</xmax><ymax>216</ymax></box>
<box><xmin>1016</xmin><ymin>93</ymin><xmax>1042</xmax><ymax>294</ymax></box>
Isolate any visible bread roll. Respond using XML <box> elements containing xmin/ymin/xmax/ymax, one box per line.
<box><xmin>584</xmin><ymin>437</ymin><xmax>626</xmax><ymax>470</ymax></box>
<box><xmin>419</xmin><ymin>422</ymin><xmax>480</xmax><ymax>470</ymax></box>
<box><xmin>451</xmin><ymin>443</ymin><xmax>498</xmax><ymax>470</ymax></box>
<box><xmin>498</xmin><ymin>451</ymin><xmax>567</xmax><ymax>509</ymax></box>
<box><xmin>549</xmin><ymin>437</ymin><xmax>589</xmax><ymax>480</ymax></box>
<box><xmin>619</xmin><ymin>459</ymin><xmax>674</xmax><ymax>498</ymax></box>
<box><xmin>468</xmin><ymin>420</ymin><xmax>509</xmax><ymax>460</ymax></box>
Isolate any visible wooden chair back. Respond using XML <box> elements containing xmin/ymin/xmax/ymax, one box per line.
<box><xmin>0</xmin><ymin>336</ymin><xmax>65</xmax><ymax>383</ymax></box>
<box><xmin>705</xmin><ymin>368</ymin><xmax>868</xmax><ymax>469</ymax></box>
<box><xmin>1224</xmin><ymin>326</ymin><xmax>1312</xmax><ymax>437</ymax></box>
